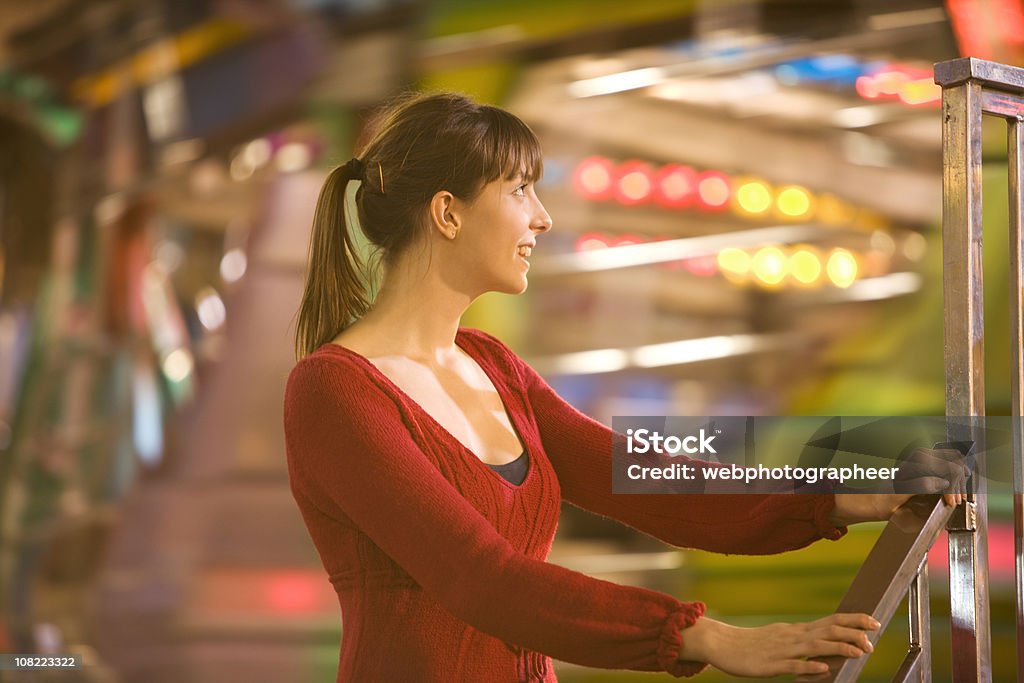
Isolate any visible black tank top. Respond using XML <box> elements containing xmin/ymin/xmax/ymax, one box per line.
<box><xmin>487</xmin><ymin>451</ymin><xmax>529</xmax><ymax>485</ymax></box>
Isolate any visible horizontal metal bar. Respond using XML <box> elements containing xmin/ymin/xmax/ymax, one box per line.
<box><xmin>982</xmin><ymin>90</ymin><xmax>1024</xmax><ymax>119</ymax></box>
<box><xmin>935</xmin><ymin>57</ymin><xmax>1024</xmax><ymax>91</ymax></box>
<box><xmin>812</xmin><ymin>496</ymin><xmax>953</xmax><ymax>682</ymax></box>
<box><xmin>891</xmin><ymin>646</ymin><xmax>922</xmax><ymax>683</ymax></box>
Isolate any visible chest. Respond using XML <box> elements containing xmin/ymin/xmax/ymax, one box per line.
<box><xmin>372</xmin><ymin>355</ymin><xmax>525</xmax><ymax>466</ymax></box>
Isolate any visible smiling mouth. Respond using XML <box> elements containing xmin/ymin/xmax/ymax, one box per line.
<box><xmin>517</xmin><ymin>245</ymin><xmax>533</xmax><ymax>260</ymax></box>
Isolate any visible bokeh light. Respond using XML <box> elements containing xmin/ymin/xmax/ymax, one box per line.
<box><xmin>614</xmin><ymin>161</ymin><xmax>655</xmax><ymax>205</ymax></box>
<box><xmin>573</xmin><ymin>156</ymin><xmax>615</xmax><ymax>200</ymax></box>
<box><xmin>696</xmin><ymin>171</ymin><xmax>731</xmax><ymax>210</ymax></box>
<box><xmin>826</xmin><ymin>248</ymin><xmax>859</xmax><ymax>288</ymax></box>
<box><xmin>751</xmin><ymin>246</ymin><xmax>787</xmax><ymax>287</ymax></box>
<box><xmin>734</xmin><ymin>179</ymin><xmax>773</xmax><ymax>216</ymax></box>
<box><xmin>775</xmin><ymin>185</ymin><xmax>814</xmax><ymax>219</ymax></box>
<box><xmin>788</xmin><ymin>246</ymin><xmax>823</xmax><ymax>286</ymax></box>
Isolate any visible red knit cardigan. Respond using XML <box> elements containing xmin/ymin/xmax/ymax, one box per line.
<box><xmin>283</xmin><ymin>328</ymin><xmax>845</xmax><ymax>682</ymax></box>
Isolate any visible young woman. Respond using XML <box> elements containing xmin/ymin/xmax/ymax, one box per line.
<box><xmin>284</xmin><ymin>92</ymin><xmax>965</xmax><ymax>682</ymax></box>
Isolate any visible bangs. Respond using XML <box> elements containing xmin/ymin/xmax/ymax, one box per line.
<box><xmin>479</xmin><ymin>105</ymin><xmax>544</xmax><ymax>184</ymax></box>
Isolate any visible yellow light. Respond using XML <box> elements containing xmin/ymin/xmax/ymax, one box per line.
<box><xmin>826</xmin><ymin>249</ymin><xmax>858</xmax><ymax>288</ymax></box>
<box><xmin>788</xmin><ymin>246</ymin><xmax>822</xmax><ymax>286</ymax></box>
<box><xmin>717</xmin><ymin>248</ymin><xmax>752</xmax><ymax>284</ymax></box>
<box><xmin>776</xmin><ymin>185</ymin><xmax>814</xmax><ymax>219</ymax></box>
<box><xmin>717</xmin><ymin>247</ymin><xmax>751</xmax><ymax>274</ymax></box>
<box><xmin>752</xmin><ymin>246</ymin><xmax>787</xmax><ymax>287</ymax></box>
<box><xmin>735</xmin><ymin>180</ymin><xmax>773</xmax><ymax>215</ymax></box>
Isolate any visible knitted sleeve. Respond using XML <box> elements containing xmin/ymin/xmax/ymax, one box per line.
<box><xmin>284</xmin><ymin>354</ymin><xmax>708</xmax><ymax>677</ymax></box>
<box><xmin>485</xmin><ymin>334</ymin><xmax>846</xmax><ymax>554</ymax></box>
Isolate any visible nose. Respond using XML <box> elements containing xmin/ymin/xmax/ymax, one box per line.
<box><xmin>532</xmin><ymin>198</ymin><xmax>553</xmax><ymax>234</ymax></box>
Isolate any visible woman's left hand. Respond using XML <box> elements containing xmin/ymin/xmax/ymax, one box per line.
<box><xmin>829</xmin><ymin>447</ymin><xmax>970</xmax><ymax>525</ymax></box>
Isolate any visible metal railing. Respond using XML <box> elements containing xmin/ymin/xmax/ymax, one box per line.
<box><xmin>810</xmin><ymin>57</ymin><xmax>1024</xmax><ymax>683</ymax></box>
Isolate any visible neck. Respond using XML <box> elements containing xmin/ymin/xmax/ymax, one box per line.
<box><xmin>354</xmin><ymin>251</ymin><xmax>474</xmax><ymax>360</ymax></box>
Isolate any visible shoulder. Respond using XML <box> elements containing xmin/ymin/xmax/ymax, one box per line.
<box><xmin>285</xmin><ymin>344</ymin><xmax>389</xmax><ymax>407</ymax></box>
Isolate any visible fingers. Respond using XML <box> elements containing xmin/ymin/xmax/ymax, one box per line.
<box><xmin>787</xmin><ymin>659</ymin><xmax>830</xmax><ymax>677</ymax></box>
<box><xmin>795</xmin><ymin>613</ymin><xmax>878</xmax><ymax>659</ymax></box>
<box><xmin>826</xmin><ymin>613</ymin><xmax>881</xmax><ymax>631</ymax></box>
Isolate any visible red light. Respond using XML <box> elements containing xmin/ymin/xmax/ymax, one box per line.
<box><xmin>614</xmin><ymin>161</ymin><xmax>655</xmax><ymax>205</ymax></box>
<box><xmin>695</xmin><ymin>171</ymin><xmax>731</xmax><ymax>211</ymax></box>
<box><xmin>267</xmin><ymin>571</ymin><xmax>321</xmax><ymax>613</ymax></box>
<box><xmin>654</xmin><ymin>164</ymin><xmax>697</xmax><ymax>208</ymax></box>
<box><xmin>575</xmin><ymin>232</ymin><xmax>611</xmax><ymax>251</ymax></box>
<box><xmin>613</xmin><ymin>233</ymin><xmax>644</xmax><ymax>247</ymax></box>
<box><xmin>573</xmin><ymin>157</ymin><xmax>615</xmax><ymax>200</ymax></box>
<box><xmin>684</xmin><ymin>255</ymin><xmax>718</xmax><ymax>277</ymax></box>
<box><xmin>855</xmin><ymin>75</ymin><xmax>880</xmax><ymax>99</ymax></box>
<box><xmin>858</xmin><ymin>64</ymin><xmax>939</xmax><ymax>106</ymax></box>
<box><xmin>928</xmin><ymin>523</ymin><xmax>1015</xmax><ymax>582</ymax></box>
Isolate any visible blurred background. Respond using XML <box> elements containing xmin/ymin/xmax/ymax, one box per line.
<box><xmin>0</xmin><ymin>0</ymin><xmax>1021</xmax><ymax>680</ymax></box>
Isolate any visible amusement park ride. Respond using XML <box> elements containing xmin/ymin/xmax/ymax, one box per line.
<box><xmin>814</xmin><ymin>57</ymin><xmax>1024</xmax><ymax>683</ymax></box>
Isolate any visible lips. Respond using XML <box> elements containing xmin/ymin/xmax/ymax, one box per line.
<box><xmin>517</xmin><ymin>245</ymin><xmax>533</xmax><ymax>258</ymax></box>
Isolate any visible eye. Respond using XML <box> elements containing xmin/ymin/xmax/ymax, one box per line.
<box><xmin>513</xmin><ymin>183</ymin><xmax>528</xmax><ymax>196</ymax></box>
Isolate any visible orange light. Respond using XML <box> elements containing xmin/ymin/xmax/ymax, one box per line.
<box><xmin>695</xmin><ymin>171</ymin><xmax>731</xmax><ymax>211</ymax></box>
<box><xmin>573</xmin><ymin>157</ymin><xmax>615</xmax><ymax>200</ymax></box>
<box><xmin>874</xmin><ymin>71</ymin><xmax>909</xmax><ymax>96</ymax></box>
<box><xmin>614</xmin><ymin>161</ymin><xmax>655</xmax><ymax>205</ymax></box>
<box><xmin>816</xmin><ymin>193</ymin><xmax>852</xmax><ymax>225</ymax></box>
<box><xmin>898</xmin><ymin>78</ymin><xmax>941</xmax><ymax>106</ymax></box>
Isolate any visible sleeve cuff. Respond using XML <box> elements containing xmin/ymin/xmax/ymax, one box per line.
<box><xmin>658</xmin><ymin>602</ymin><xmax>709</xmax><ymax>678</ymax></box>
<box><xmin>813</xmin><ymin>493</ymin><xmax>848</xmax><ymax>541</ymax></box>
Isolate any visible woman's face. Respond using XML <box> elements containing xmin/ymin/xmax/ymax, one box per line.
<box><xmin>449</xmin><ymin>172</ymin><xmax>552</xmax><ymax>296</ymax></box>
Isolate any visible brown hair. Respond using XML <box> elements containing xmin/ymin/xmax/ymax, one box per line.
<box><xmin>294</xmin><ymin>91</ymin><xmax>544</xmax><ymax>359</ymax></box>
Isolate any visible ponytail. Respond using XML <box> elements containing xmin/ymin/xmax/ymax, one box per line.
<box><xmin>294</xmin><ymin>159</ymin><xmax>370</xmax><ymax>359</ymax></box>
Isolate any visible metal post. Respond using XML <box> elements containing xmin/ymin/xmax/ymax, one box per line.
<box><xmin>934</xmin><ymin>55</ymin><xmax>1024</xmax><ymax>683</ymax></box>
<box><xmin>1010</xmin><ymin>114</ymin><xmax>1024</xmax><ymax>683</ymax></box>
<box><xmin>820</xmin><ymin>57</ymin><xmax>1024</xmax><ymax>683</ymax></box>
<box><xmin>940</xmin><ymin>76</ymin><xmax>991</xmax><ymax>683</ymax></box>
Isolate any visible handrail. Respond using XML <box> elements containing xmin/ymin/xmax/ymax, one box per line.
<box><xmin>810</xmin><ymin>496</ymin><xmax>952</xmax><ymax>682</ymax></box>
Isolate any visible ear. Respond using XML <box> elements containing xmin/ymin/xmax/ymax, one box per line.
<box><xmin>428</xmin><ymin>190</ymin><xmax>462</xmax><ymax>239</ymax></box>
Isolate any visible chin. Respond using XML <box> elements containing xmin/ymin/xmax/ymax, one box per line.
<box><xmin>494</xmin><ymin>277</ymin><xmax>529</xmax><ymax>295</ymax></box>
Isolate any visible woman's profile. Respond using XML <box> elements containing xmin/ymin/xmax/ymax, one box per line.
<box><xmin>283</xmin><ymin>91</ymin><xmax>965</xmax><ymax>681</ymax></box>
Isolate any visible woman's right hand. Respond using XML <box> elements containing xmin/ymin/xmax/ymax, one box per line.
<box><xmin>681</xmin><ymin>613</ymin><xmax>879</xmax><ymax>677</ymax></box>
